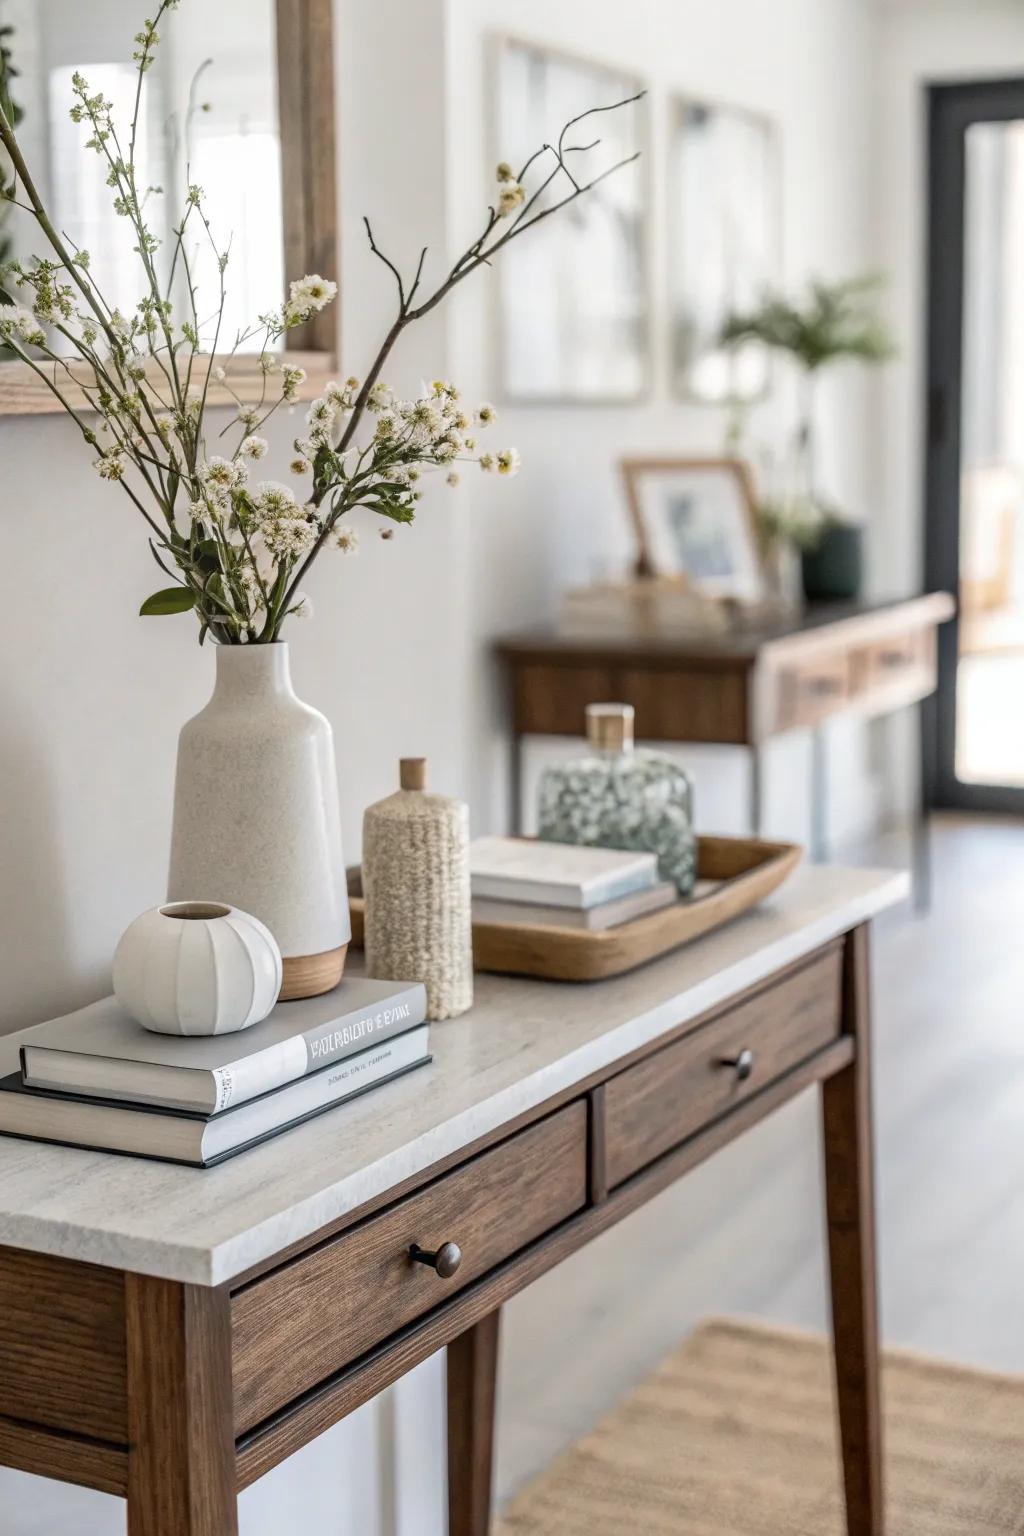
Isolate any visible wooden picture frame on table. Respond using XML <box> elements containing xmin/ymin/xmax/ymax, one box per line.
<box><xmin>621</xmin><ymin>456</ymin><xmax>764</xmax><ymax>600</ymax></box>
<box><xmin>0</xmin><ymin>0</ymin><xmax>337</xmax><ymax>417</ymax></box>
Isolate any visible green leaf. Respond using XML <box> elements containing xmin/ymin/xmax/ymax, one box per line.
<box><xmin>368</xmin><ymin>498</ymin><xmax>416</xmax><ymax>525</ymax></box>
<box><xmin>139</xmin><ymin>586</ymin><xmax>195</xmax><ymax>617</ymax></box>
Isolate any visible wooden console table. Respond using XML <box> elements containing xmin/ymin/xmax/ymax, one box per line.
<box><xmin>496</xmin><ymin>594</ymin><xmax>955</xmax><ymax>891</ymax></box>
<box><xmin>0</xmin><ymin>865</ymin><xmax>906</xmax><ymax>1535</ymax></box>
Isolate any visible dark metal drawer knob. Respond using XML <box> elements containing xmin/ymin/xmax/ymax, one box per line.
<box><xmin>718</xmin><ymin>1048</ymin><xmax>755</xmax><ymax>1081</ymax></box>
<box><xmin>409</xmin><ymin>1241</ymin><xmax>463</xmax><ymax>1279</ymax></box>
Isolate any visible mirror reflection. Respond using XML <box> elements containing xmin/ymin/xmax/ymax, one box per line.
<box><xmin>0</xmin><ymin>0</ymin><xmax>282</xmax><ymax>350</ymax></box>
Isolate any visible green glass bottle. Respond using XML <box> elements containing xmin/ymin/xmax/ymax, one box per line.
<box><xmin>537</xmin><ymin>703</ymin><xmax>697</xmax><ymax>896</ymax></box>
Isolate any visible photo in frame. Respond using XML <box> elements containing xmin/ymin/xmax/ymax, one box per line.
<box><xmin>621</xmin><ymin>457</ymin><xmax>764</xmax><ymax>601</ymax></box>
<box><xmin>668</xmin><ymin>96</ymin><xmax>780</xmax><ymax>404</ymax></box>
<box><xmin>493</xmin><ymin>37</ymin><xmax>649</xmax><ymax>402</ymax></box>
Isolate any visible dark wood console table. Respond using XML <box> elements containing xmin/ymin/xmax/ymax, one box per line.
<box><xmin>496</xmin><ymin>594</ymin><xmax>954</xmax><ymax>893</ymax></box>
<box><xmin>0</xmin><ymin>865</ymin><xmax>906</xmax><ymax>1535</ymax></box>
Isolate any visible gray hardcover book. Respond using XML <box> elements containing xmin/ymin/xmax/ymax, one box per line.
<box><xmin>1</xmin><ymin>1025</ymin><xmax>431</xmax><ymax>1168</ymax></box>
<box><xmin>19</xmin><ymin>977</ymin><xmax>427</xmax><ymax>1114</ymax></box>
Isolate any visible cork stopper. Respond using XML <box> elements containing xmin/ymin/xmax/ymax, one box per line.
<box><xmin>586</xmin><ymin>703</ymin><xmax>635</xmax><ymax>753</ymax></box>
<box><xmin>400</xmin><ymin>757</ymin><xmax>427</xmax><ymax>791</ymax></box>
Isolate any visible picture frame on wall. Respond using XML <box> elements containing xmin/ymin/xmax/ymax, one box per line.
<box><xmin>493</xmin><ymin>36</ymin><xmax>649</xmax><ymax>403</ymax></box>
<box><xmin>668</xmin><ymin>96</ymin><xmax>780</xmax><ymax>404</ymax></box>
<box><xmin>621</xmin><ymin>457</ymin><xmax>764</xmax><ymax>600</ymax></box>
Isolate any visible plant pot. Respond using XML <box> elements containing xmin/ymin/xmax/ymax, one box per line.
<box><xmin>167</xmin><ymin>643</ymin><xmax>350</xmax><ymax>1000</ymax></box>
<box><xmin>801</xmin><ymin>522</ymin><xmax>864</xmax><ymax>602</ymax></box>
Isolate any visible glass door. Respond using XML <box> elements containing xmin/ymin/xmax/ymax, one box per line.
<box><xmin>926</xmin><ymin>80</ymin><xmax>1024</xmax><ymax>811</ymax></box>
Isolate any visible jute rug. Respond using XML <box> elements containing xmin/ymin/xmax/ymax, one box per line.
<box><xmin>495</xmin><ymin>1318</ymin><xmax>1024</xmax><ymax>1534</ymax></box>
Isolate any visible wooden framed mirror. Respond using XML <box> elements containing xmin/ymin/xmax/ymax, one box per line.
<box><xmin>0</xmin><ymin>0</ymin><xmax>336</xmax><ymax>415</ymax></box>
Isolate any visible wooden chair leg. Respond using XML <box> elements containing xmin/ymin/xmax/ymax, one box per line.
<box><xmin>447</xmin><ymin>1308</ymin><xmax>501</xmax><ymax>1536</ymax></box>
<box><xmin>125</xmin><ymin>1274</ymin><xmax>238</xmax><ymax>1536</ymax></box>
<box><xmin>821</xmin><ymin>926</ymin><xmax>884</xmax><ymax>1536</ymax></box>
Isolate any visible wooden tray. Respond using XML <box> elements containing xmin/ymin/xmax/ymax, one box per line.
<box><xmin>347</xmin><ymin>835</ymin><xmax>802</xmax><ymax>984</ymax></box>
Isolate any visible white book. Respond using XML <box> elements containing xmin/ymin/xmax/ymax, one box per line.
<box><xmin>472</xmin><ymin>881</ymin><xmax>677</xmax><ymax>931</ymax></box>
<box><xmin>469</xmin><ymin>837</ymin><xmax>658</xmax><ymax>909</ymax></box>
<box><xmin>19</xmin><ymin>978</ymin><xmax>427</xmax><ymax>1115</ymax></box>
<box><xmin>0</xmin><ymin>1025</ymin><xmax>431</xmax><ymax>1168</ymax></box>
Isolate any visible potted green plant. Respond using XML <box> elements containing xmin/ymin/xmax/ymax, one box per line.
<box><xmin>722</xmin><ymin>275</ymin><xmax>895</xmax><ymax>601</ymax></box>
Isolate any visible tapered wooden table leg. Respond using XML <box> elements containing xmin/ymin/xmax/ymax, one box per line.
<box><xmin>822</xmin><ymin>926</ymin><xmax>884</xmax><ymax>1536</ymax></box>
<box><xmin>448</xmin><ymin>1308</ymin><xmax>501</xmax><ymax>1536</ymax></box>
<box><xmin>125</xmin><ymin>1275</ymin><xmax>238</xmax><ymax>1536</ymax></box>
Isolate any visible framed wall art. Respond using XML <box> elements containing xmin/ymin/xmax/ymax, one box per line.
<box><xmin>493</xmin><ymin>36</ymin><xmax>649</xmax><ymax>403</ymax></box>
<box><xmin>668</xmin><ymin>96</ymin><xmax>780</xmax><ymax>404</ymax></box>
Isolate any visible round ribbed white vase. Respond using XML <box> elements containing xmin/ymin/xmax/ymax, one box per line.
<box><xmin>167</xmin><ymin>644</ymin><xmax>350</xmax><ymax>1000</ymax></box>
<box><xmin>113</xmin><ymin>902</ymin><xmax>283</xmax><ymax>1035</ymax></box>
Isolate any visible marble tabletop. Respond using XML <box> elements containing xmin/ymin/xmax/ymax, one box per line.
<box><xmin>0</xmin><ymin>863</ymin><xmax>908</xmax><ymax>1285</ymax></box>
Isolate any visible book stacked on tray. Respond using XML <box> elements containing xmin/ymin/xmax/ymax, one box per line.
<box><xmin>469</xmin><ymin>837</ymin><xmax>677</xmax><ymax>930</ymax></box>
<box><xmin>0</xmin><ymin>978</ymin><xmax>430</xmax><ymax>1167</ymax></box>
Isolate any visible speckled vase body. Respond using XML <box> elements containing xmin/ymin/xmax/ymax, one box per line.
<box><xmin>362</xmin><ymin>760</ymin><xmax>472</xmax><ymax>1021</ymax></box>
<box><xmin>168</xmin><ymin>644</ymin><xmax>350</xmax><ymax>999</ymax></box>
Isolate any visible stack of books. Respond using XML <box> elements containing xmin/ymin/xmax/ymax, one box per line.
<box><xmin>0</xmin><ymin>978</ymin><xmax>430</xmax><ymax>1167</ymax></box>
<box><xmin>469</xmin><ymin>837</ymin><xmax>677</xmax><ymax>930</ymax></box>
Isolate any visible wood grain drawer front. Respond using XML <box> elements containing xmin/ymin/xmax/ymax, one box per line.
<box><xmin>0</xmin><ymin>1248</ymin><xmax>127</xmax><ymax>1441</ymax></box>
<box><xmin>604</xmin><ymin>946</ymin><xmax>842</xmax><ymax>1189</ymax></box>
<box><xmin>231</xmin><ymin>1102</ymin><xmax>588</xmax><ymax>1433</ymax></box>
<box><xmin>777</xmin><ymin>654</ymin><xmax>851</xmax><ymax>731</ymax></box>
<box><xmin>616</xmin><ymin>668</ymin><xmax>748</xmax><ymax>745</ymax></box>
<box><xmin>514</xmin><ymin>664</ymin><xmax>614</xmax><ymax>736</ymax></box>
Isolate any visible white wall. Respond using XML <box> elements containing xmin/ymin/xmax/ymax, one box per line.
<box><xmin>0</xmin><ymin>0</ymin><xmax>878</xmax><ymax>1531</ymax></box>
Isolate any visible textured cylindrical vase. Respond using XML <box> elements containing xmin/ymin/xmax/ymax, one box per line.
<box><xmin>113</xmin><ymin>901</ymin><xmax>283</xmax><ymax>1035</ymax></box>
<box><xmin>362</xmin><ymin>758</ymin><xmax>472</xmax><ymax>1021</ymax></box>
<box><xmin>168</xmin><ymin>643</ymin><xmax>350</xmax><ymax>1000</ymax></box>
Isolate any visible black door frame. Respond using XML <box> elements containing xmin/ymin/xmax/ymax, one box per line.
<box><xmin>925</xmin><ymin>77</ymin><xmax>1024</xmax><ymax>813</ymax></box>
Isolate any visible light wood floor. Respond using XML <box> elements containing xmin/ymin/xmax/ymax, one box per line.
<box><xmin>496</xmin><ymin>813</ymin><xmax>1024</xmax><ymax>1505</ymax></box>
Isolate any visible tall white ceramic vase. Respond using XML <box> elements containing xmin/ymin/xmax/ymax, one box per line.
<box><xmin>168</xmin><ymin>643</ymin><xmax>350</xmax><ymax>1000</ymax></box>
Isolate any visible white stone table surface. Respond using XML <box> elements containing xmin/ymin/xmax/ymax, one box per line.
<box><xmin>0</xmin><ymin>864</ymin><xmax>908</xmax><ymax>1285</ymax></box>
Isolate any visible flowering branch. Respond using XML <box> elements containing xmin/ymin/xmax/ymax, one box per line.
<box><xmin>0</xmin><ymin>1</ymin><xmax>642</xmax><ymax>644</ymax></box>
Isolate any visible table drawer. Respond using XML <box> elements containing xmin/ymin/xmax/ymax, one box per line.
<box><xmin>776</xmin><ymin>653</ymin><xmax>851</xmax><ymax>731</ymax></box>
<box><xmin>605</xmin><ymin>946</ymin><xmax>842</xmax><ymax>1189</ymax></box>
<box><xmin>514</xmin><ymin>664</ymin><xmax>615</xmax><ymax>736</ymax></box>
<box><xmin>231</xmin><ymin>1101</ymin><xmax>588</xmax><ymax>1432</ymax></box>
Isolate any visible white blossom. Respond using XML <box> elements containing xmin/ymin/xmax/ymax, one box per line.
<box><xmin>262</xmin><ymin>516</ymin><xmax>317</xmax><ymax>559</ymax></box>
<box><xmin>366</xmin><ymin>381</ymin><xmax>393</xmax><ymax>413</ymax></box>
<box><xmin>93</xmin><ymin>450</ymin><xmax>126</xmax><ymax>481</ymax></box>
<box><xmin>291</xmin><ymin>591</ymin><xmax>314</xmax><ymax>619</ymax></box>
<box><xmin>284</xmin><ymin>274</ymin><xmax>338</xmax><ymax>327</ymax></box>
<box><xmin>496</xmin><ymin>448</ymin><xmax>520</xmax><ymax>477</ymax></box>
<box><xmin>240</xmin><ymin>435</ymin><xmax>269</xmax><ymax>461</ymax></box>
<box><xmin>497</xmin><ymin>182</ymin><xmax>525</xmax><ymax>217</ymax></box>
<box><xmin>0</xmin><ymin>305</ymin><xmax>45</xmax><ymax>346</ymax></box>
<box><xmin>253</xmin><ymin>481</ymin><xmax>300</xmax><ymax>520</ymax></box>
<box><xmin>199</xmin><ymin>455</ymin><xmax>247</xmax><ymax>492</ymax></box>
<box><xmin>282</xmin><ymin>365</ymin><xmax>307</xmax><ymax>402</ymax></box>
<box><xmin>334</xmin><ymin>526</ymin><xmax>359</xmax><ymax>554</ymax></box>
<box><xmin>476</xmin><ymin>403</ymin><xmax>497</xmax><ymax>426</ymax></box>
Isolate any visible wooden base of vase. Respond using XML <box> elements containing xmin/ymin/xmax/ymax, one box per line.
<box><xmin>279</xmin><ymin>944</ymin><xmax>348</xmax><ymax>1001</ymax></box>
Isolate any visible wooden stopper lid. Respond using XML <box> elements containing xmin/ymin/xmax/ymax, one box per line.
<box><xmin>400</xmin><ymin>757</ymin><xmax>427</xmax><ymax>791</ymax></box>
<box><xmin>586</xmin><ymin>703</ymin><xmax>635</xmax><ymax>752</ymax></box>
